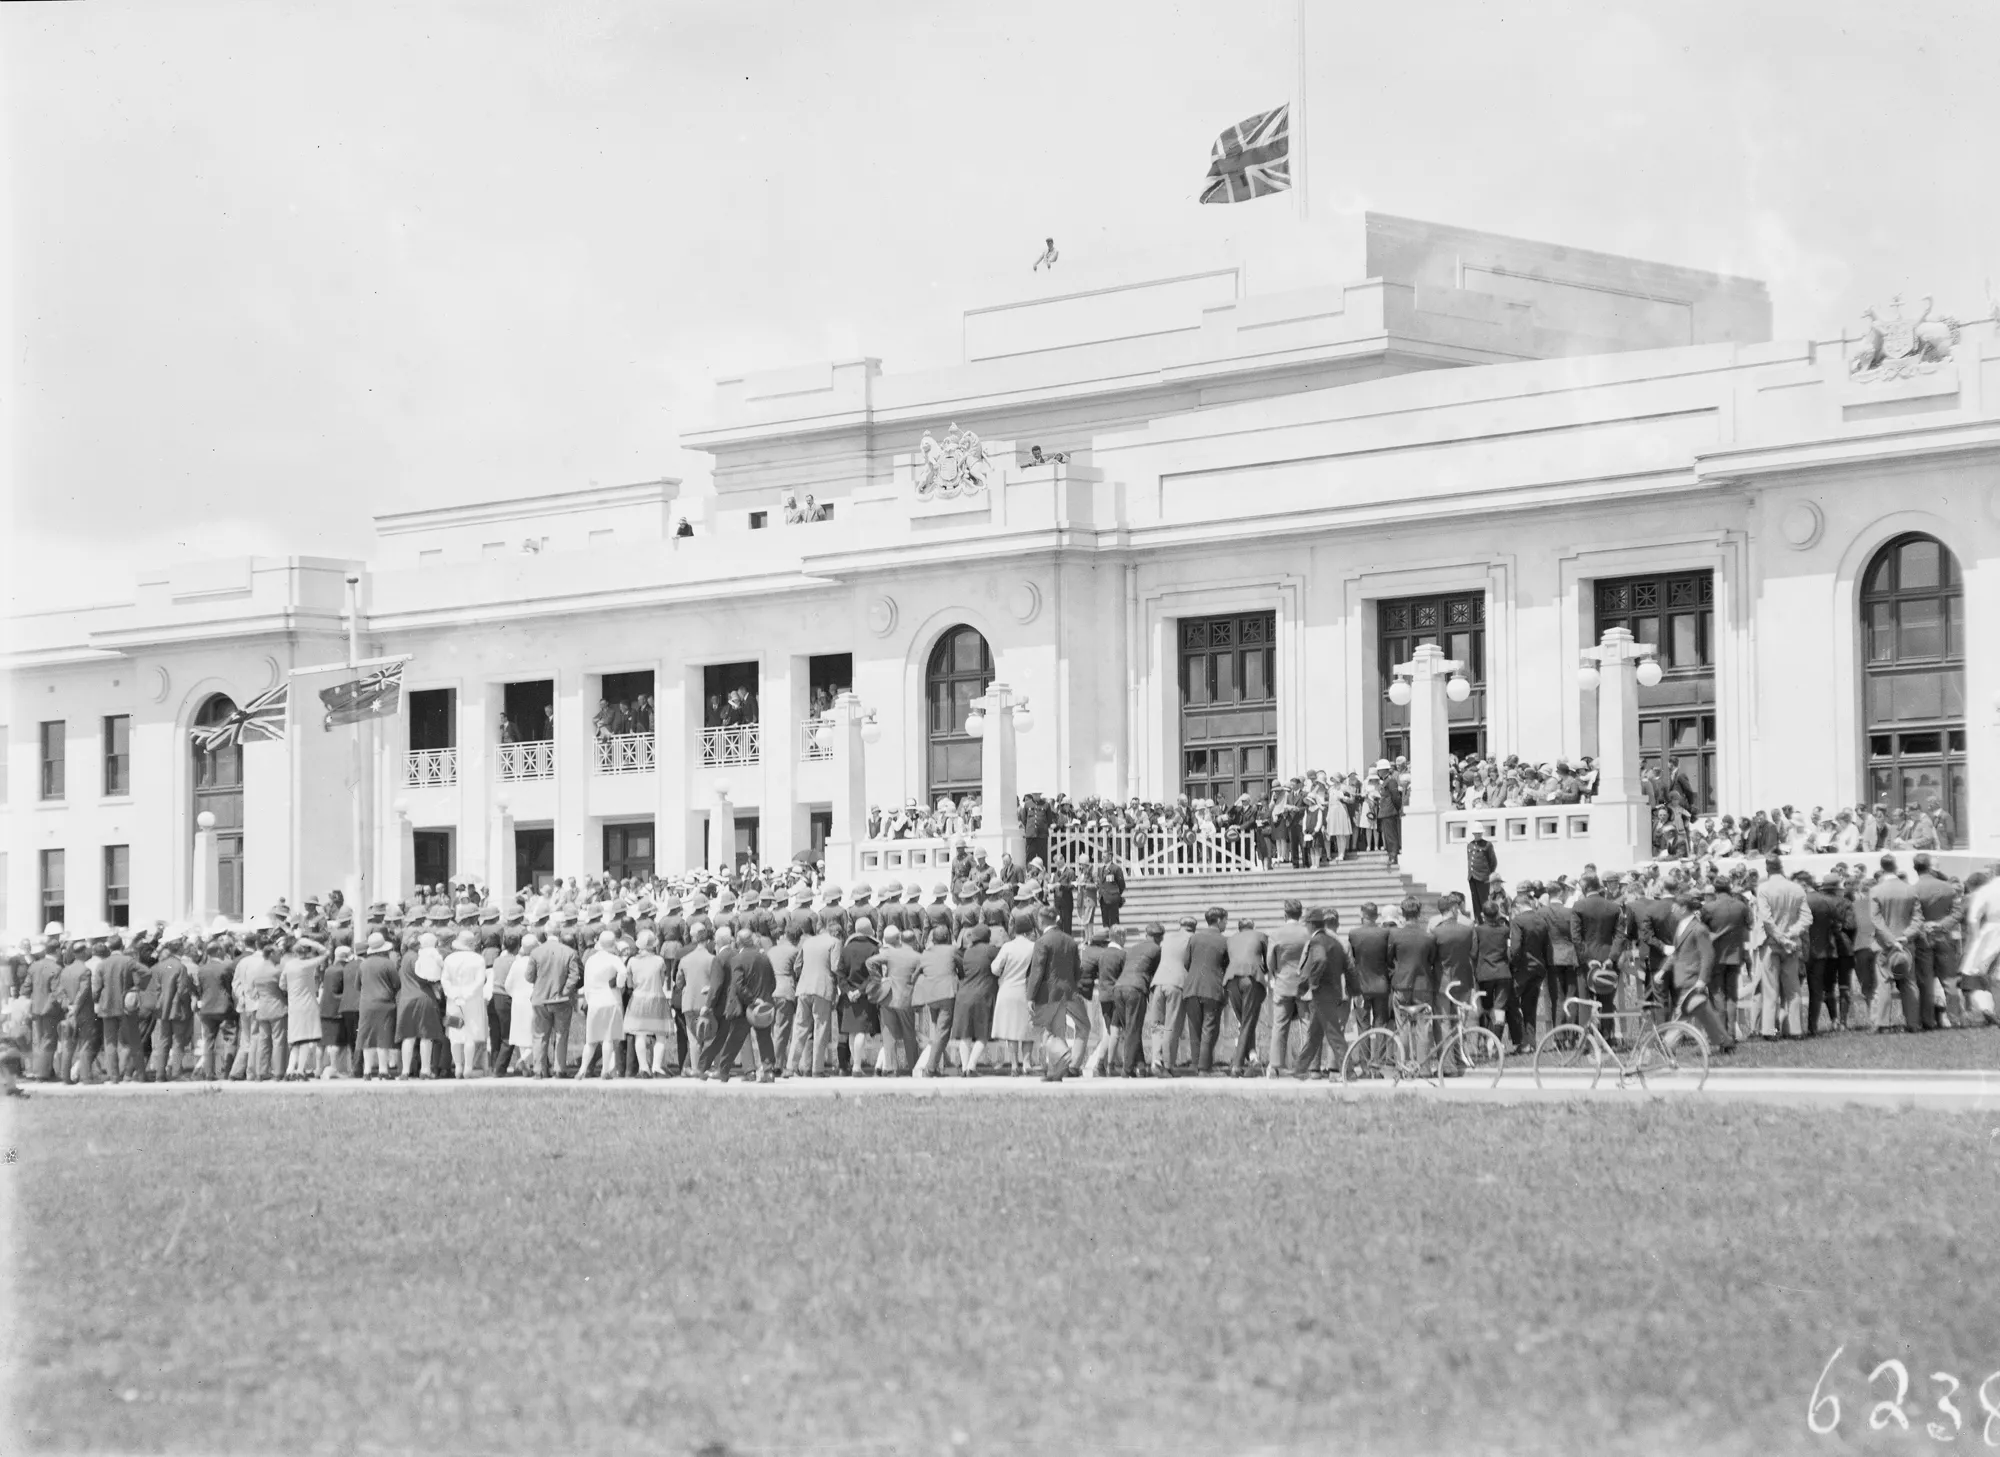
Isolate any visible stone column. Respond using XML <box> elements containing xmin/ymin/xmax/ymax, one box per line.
<box><xmin>821</xmin><ymin>691</ymin><xmax>871</xmax><ymax>883</ymax></box>
<box><xmin>709</xmin><ymin>783</ymin><xmax>737</xmax><ymax>876</ymax></box>
<box><xmin>192</xmin><ymin>811</ymin><xmax>221</xmax><ymax>925</ymax></box>
<box><xmin>385</xmin><ymin>801</ymin><xmax>415</xmax><ymax>907</ymax></box>
<box><xmin>489</xmin><ymin>798</ymin><xmax>517</xmax><ymax>906</ymax></box>
<box><xmin>971</xmin><ymin>682</ymin><xmax>1028</xmax><ymax>871</ymax></box>
<box><xmin>1583</xmin><ymin>626</ymin><xmax>1654</xmax><ymax>865</ymax></box>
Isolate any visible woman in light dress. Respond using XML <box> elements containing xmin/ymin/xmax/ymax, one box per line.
<box><xmin>988</xmin><ymin>908</ymin><xmax>1039</xmax><ymax>1075</ymax></box>
<box><xmin>1326</xmin><ymin>782</ymin><xmax>1354</xmax><ymax>863</ymax></box>
<box><xmin>280</xmin><ymin>939</ymin><xmax>326</xmax><ymax>1082</ymax></box>
<box><xmin>505</xmin><ymin>932</ymin><xmax>539</xmax><ymax>1064</ymax></box>
<box><xmin>439</xmin><ymin>931</ymin><xmax>489</xmax><ymax>1079</ymax></box>
<box><xmin>623</xmin><ymin>930</ymin><xmax>673</xmax><ymax>1076</ymax></box>
<box><xmin>574</xmin><ymin>931</ymin><xmax>628</xmax><ymax>1081</ymax></box>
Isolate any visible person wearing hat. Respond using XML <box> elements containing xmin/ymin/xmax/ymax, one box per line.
<box><xmin>676</xmin><ymin>917</ymin><xmax>719</xmax><ymax>1077</ymax></box>
<box><xmin>318</xmin><ymin>946</ymin><xmax>355</xmax><ymax>1078</ymax></box>
<box><xmin>1292</xmin><ymin>908</ymin><xmax>1353</xmax><ymax>1077</ymax></box>
<box><xmin>440</xmin><ymin>930</ymin><xmax>491</xmax><ymax>1078</ymax></box>
<box><xmin>94</xmin><ymin>933</ymin><xmax>138</xmax><ymax>1083</ymax></box>
<box><xmin>1373</xmin><ymin>762</ymin><xmax>1405</xmax><ymax>869</ymax></box>
<box><xmin>149</xmin><ymin>931</ymin><xmax>197</xmax><ymax>1083</ymax></box>
<box><xmin>54</xmin><ymin>935</ymin><xmax>99</xmax><ymax>1084</ymax></box>
<box><xmin>24</xmin><ymin>938</ymin><xmax>62</xmax><ymax>1083</ymax></box>
<box><xmin>280</xmin><ymin>936</ymin><xmax>327</xmax><ymax>1081</ymax></box>
<box><xmin>574</xmin><ymin>931</ymin><xmax>628</xmax><ymax>1081</ymax></box>
<box><xmin>354</xmin><ymin>932</ymin><xmax>401</xmax><ymax>1078</ymax></box>
<box><xmin>1025</xmin><ymin>905</ymin><xmax>1086</xmax><ymax>1080</ymax></box>
<box><xmin>527</xmin><ymin>916</ymin><xmax>582</xmax><ymax>1077</ymax></box>
<box><xmin>396</xmin><ymin>932</ymin><xmax>446</xmax><ymax>1079</ymax></box>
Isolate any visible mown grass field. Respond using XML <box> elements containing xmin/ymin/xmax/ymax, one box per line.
<box><xmin>7</xmin><ymin>1090</ymin><xmax>1998</xmax><ymax>1456</ymax></box>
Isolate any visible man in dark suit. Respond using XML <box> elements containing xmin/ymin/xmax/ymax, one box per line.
<box><xmin>1506</xmin><ymin>885</ymin><xmax>1552</xmax><ymax>1054</ymax></box>
<box><xmin>1292</xmin><ymin>908</ymin><xmax>1352</xmax><ymax>1077</ymax></box>
<box><xmin>1387</xmin><ymin>897</ymin><xmax>1437</xmax><ymax>1060</ymax></box>
<box><xmin>1572</xmin><ymin>875</ymin><xmax>1630</xmax><ymax>1024</ymax></box>
<box><xmin>96</xmin><ymin>934</ymin><xmax>137</xmax><ymax>1083</ymax></box>
<box><xmin>1803</xmin><ymin>876</ymin><xmax>1850</xmax><ymax>1037</ymax></box>
<box><xmin>1180</xmin><ymin>908</ymin><xmax>1231</xmax><ymax>1075</ymax></box>
<box><xmin>1911</xmin><ymin>854</ymin><xmax>1963</xmax><ymax>1027</ymax></box>
<box><xmin>1223</xmin><ymin>916</ymin><xmax>1268</xmax><ymax>1076</ymax></box>
<box><xmin>1348</xmin><ymin>903</ymin><xmax>1393</xmax><ymax>1034</ymax></box>
<box><xmin>1113</xmin><ymin>924</ymin><xmax>1161</xmax><ymax>1076</ymax></box>
<box><xmin>25</xmin><ymin>940</ymin><xmax>62</xmax><ymax>1082</ymax></box>
<box><xmin>1026</xmin><ymin>906</ymin><xmax>1085</xmax><ymax>1079</ymax></box>
<box><xmin>1095</xmin><ymin>857</ymin><xmax>1126</xmax><ymax>931</ymax></box>
<box><xmin>1664</xmin><ymin>891</ymin><xmax>1732</xmax><ymax>1051</ymax></box>
<box><xmin>1700</xmin><ymin>875</ymin><xmax>1750</xmax><ymax>1039</ymax></box>
<box><xmin>1375</xmin><ymin>770</ymin><xmax>1405</xmax><ymax>868</ymax></box>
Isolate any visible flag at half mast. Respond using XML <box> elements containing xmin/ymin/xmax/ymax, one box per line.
<box><xmin>196</xmin><ymin>683</ymin><xmax>289</xmax><ymax>751</ymax></box>
<box><xmin>320</xmin><ymin>663</ymin><xmax>404</xmax><ymax>730</ymax></box>
<box><xmin>1199</xmin><ymin>102</ymin><xmax>1290</xmax><ymax>205</ymax></box>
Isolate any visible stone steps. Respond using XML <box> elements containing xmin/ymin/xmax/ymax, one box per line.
<box><xmin>1103</xmin><ymin>854</ymin><xmax>1439</xmax><ymax>930</ymax></box>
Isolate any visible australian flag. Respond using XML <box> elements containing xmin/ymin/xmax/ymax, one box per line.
<box><xmin>1200</xmin><ymin>103</ymin><xmax>1290</xmax><ymax>205</ymax></box>
<box><xmin>320</xmin><ymin>664</ymin><xmax>404</xmax><ymax>730</ymax></box>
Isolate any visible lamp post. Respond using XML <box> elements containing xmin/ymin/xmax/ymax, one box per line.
<box><xmin>1580</xmin><ymin>626</ymin><xmax>1658</xmax><ymax>861</ymax></box>
<box><xmin>192</xmin><ymin>810</ymin><xmax>220</xmax><ymax>924</ymax></box>
<box><xmin>968</xmin><ymin>682</ymin><xmax>1030</xmax><ymax>870</ymax></box>
<box><xmin>821</xmin><ymin>691</ymin><xmax>875</xmax><ymax>882</ymax></box>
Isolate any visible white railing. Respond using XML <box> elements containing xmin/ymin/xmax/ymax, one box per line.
<box><xmin>1442</xmin><ymin>807</ymin><xmax>1593</xmax><ymax>846</ymax></box>
<box><xmin>1047</xmin><ymin>824</ymin><xmax>1262</xmax><ymax>877</ymax></box>
<box><xmin>800</xmin><ymin>716</ymin><xmax>834</xmax><ymax>762</ymax></box>
<box><xmin>403</xmin><ymin>747</ymin><xmax>457</xmax><ymax>788</ymax></box>
<box><xmin>594</xmin><ymin>732</ymin><xmax>656</xmax><ymax>776</ymax></box>
<box><xmin>857</xmin><ymin>836</ymin><xmax>954</xmax><ymax>878</ymax></box>
<box><xmin>497</xmin><ymin>739</ymin><xmax>555</xmax><ymax>782</ymax></box>
<box><xmin>701</xmin><ymin>723</ymin><xmax>760</xmax><ymax>767</ymax></box>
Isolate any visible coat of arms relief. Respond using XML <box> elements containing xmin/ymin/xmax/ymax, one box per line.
<box><xmin>1848</xmin><ymin>294</ymin><xmax>1977</xmax><ymax>381</ymax></box>
<box><xmin>913</xmin><ymin>424</ymin><xmax>993</xmax><ymax>500</ymax></box>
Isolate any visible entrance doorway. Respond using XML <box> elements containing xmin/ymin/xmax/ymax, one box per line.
<box><xmin>1378</xmin><ymin>593</ymin><xmax>1485</xmax><ymax>762</ymax></box>
<box><xmin>701</xmin><ymin>815</ymin><xmax>761</xmax><ymax>871</ymax></box>
<box><xmin>1595</xmin><ymin>570</ymin><xmax>1717</xmax><ymax>812</ymax></box>
<box><xmin>603</xmin><ymin>821</ymin><xmax>655</xmax><ymax>881</ymax></box>
<box><xmin>1860</xmin><ymin>533</ymin><xmax>1966</xmax><ymax>843</ymax></box>
<box><xmin>514</xmin><ymin>826</ymin><xmax>555</xmax><ymax>892</ymax></box>
<box><xmin>413</xmin><ymin>829</ymin><xmax>453</xmax><ymax>889</ymax></box>
<box><xmin>1179</xmin><ymin>612</ymin><xmax>1277</xmax><ymax>803</ymax></box>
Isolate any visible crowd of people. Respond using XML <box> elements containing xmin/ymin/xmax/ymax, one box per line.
<box><xmin>6</xmin><ymin>837</ymin><xmax>1993</xmax><ymax>1095</ymax></box>
<box><xmin>592</xmin><ymin>692</ymin><xmax>655</xmax><ymax>740</ymax></box>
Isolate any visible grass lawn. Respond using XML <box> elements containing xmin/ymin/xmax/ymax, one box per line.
<box><xmin>7</xmin><ymin>1091</ymin><xmax>1999</xmax><ymax>1456</ymax></box>
<box><xmin>1713</xmin><ymin>1025</ymin><xmax>1999</xmax><ymax>1071</ymax></box>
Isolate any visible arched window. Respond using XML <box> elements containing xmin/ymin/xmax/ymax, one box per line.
<box><xmin>192</xmin><ymin>694</ymin><xmax>246</xmax><ymax>918</ymax></box>
<box><xmin>925</xmin><ymin>625</ymin><xmax>993</xmax><ymax>806</ymax></box>
<box><xmin>1861</xmin><ymin>533</ymin><xmax>1965</xmax><ymax>844</ymax></box>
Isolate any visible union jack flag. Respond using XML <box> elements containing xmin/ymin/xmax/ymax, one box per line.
<box><xmin>1200</xmin><ymin>103</ymin><xmax>1290</xmax><ymax>205</ymax></box>
<box><xmin>320</xmin><ymin>663</ymin><xmax>404</xmax><ymax>730</ymax></box>
<box><xmin>196</xmin><ymin>684</ymin><xmax>289</xmax><ymax>751</ymax></box>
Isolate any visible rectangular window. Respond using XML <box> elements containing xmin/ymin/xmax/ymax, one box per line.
<box><xmin>39</xmin><ymin>721</ymin><xmax>65</xmax><ymax>800</ymax></box>
<box><xmin>39</xmin><ymin>849</ymin><xmax>64</xmax><ymax>925</ymax></box>
<box><xmin>103</xmin><ymin>845</ymin><xmax>131</xmax><ymax>928</ymax></box>
<box><xmin>1898</xmin><ymin>599</ymin><xmax>1943</xmax><ymax>659</ymax></box>
<box><xmin>748</xmin><ymin>512</ymin><xmax>768</xmax><ymax>530</ymax></box>
<box><xmin>103</xmin><ymin>714</ymin><xmax>131</xmax><ymax>797</ymax></box>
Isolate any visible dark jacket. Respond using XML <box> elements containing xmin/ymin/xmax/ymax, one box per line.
<box><xmin>1115</xmin><ymin>936</ymin><xmax>1159</xmax><ymax>995</ymax></box>
<box><xmin>1507</xmin><ymin>906</ymin><xmax>1552</xmax><ymax>979</ymax></box>
<box><xmin>1348</xmin><ymin>924</ymin><xmax>1393</xmax><ymax>997</ymax></box>
<box><xmin>1432</xmin><ymin>918</ymin><xmax>1476</xmax><ymax>993</ymax></box>
<box><xmin>1026</xmin><ymin>928</ymin><xmax>1080</xmax><ymax>1008</ymax></box>
<box><xmin>1387</xmin><ymin>924</ymin><xmax>1436</xmax><ymax>997</ymax></box>
<box><xmin>1301</xmin><ymin>931</ymin><xmax>1351</xmax><ymax>1000</ymax></box>
<box><xmin>1472</xmin><ymin>924</ymin><xmax>1512</xmax><ymax>983</ymax></box>
<box><xmin>1701</xmin><ymin>892</ymin><xmax>1751</xmax><ymax>965</ymax></box>
<box><xmin>1466</xmin><ymin>839</ymin><xmax>1499</xmax><ymax>881</ymax></box>
<box><xmin>1184</xmin><ymin>928</ymin><xmax>1231</xmax><ymax>1001</ymax></box>
<box><xmin>1572</xmin><ymin>894</ymin><xmax>1629</xmax><ymax>967</ymax></box>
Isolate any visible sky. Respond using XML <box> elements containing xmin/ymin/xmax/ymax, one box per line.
<box><xmin>5</xmin><ymin>0</ymin><xmax>1998</xmax><ymax>614</ymax></box>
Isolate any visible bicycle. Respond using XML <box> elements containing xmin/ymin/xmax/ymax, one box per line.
<box><xmin>1532</xmin><ymin>994</ymin><xmax>1710</xmax><ymax>1091</ymax></box>
<box><xmin>1433</xmin><ymin>983</ymin><xmax>1507</xmax><ymax>1088</ymax></box>
<box><xmin>1339</xmin><ymin>998</ymin><xmax>1432</xmax><ymax>1084</ymax></box>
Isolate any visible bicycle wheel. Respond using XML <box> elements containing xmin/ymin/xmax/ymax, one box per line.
<box><xmin>1440</xmin><ymin>1027</ymin><xmax>1506</xmax><ymax>1088</ymax></box>
<box><xmin>1340</xmin><ymin>1028</ymin><xmax>1403</xmax><ymax>1084</ymax></box>
<box><xmin>1631</xmin><ymin>1021</ymin><xmax>1710</xmax><ymax>1091</ymax></box>
<box><xmin>1532</xmin><ymin>1023</ymin><xmax>1602</xmax><ymax>1089</ymax></box>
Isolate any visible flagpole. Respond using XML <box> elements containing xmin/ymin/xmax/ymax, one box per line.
<box><xmin>1294</xmin><ymin>0</ymin><xmax>1309</xmax><ymax>222</ymax></box>
<box><xmin>346</xmin><ymin>574</ymin><xmax>368</xmax><ymax>918</ymax></box>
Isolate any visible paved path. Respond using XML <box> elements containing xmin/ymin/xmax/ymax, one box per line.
<box><xmin>19</xmin><ymin>1067</ymin><xmax>2000</xmax><ymax>1111</ymax></box>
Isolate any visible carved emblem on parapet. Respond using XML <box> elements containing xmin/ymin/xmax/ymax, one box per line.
<box><xmin>1849</xmin><ymin>295</ymin><xmax>1966</xmax><ymax>381</ymax></box>
<box><xmin>914</xmin><ymin>424</ymin><xmax>993</xmax><ymax>500</ymax></box>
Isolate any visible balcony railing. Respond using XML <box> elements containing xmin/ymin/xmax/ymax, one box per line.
<box><xmin>497</xmin><ymin>739</ymin><xmax>555</xmax><ymax>782</ymax></box>
<box><xmin>1046</xmin><ymin>824</ymin><xmax>1261</xmax><ymax>877</ymax></box>
<box><xmin>594</xmin><ymin>732</ymin><xmax>656</xmax><ymax>776</ymax></box>
<box><xmin>799</xmin><ymin>716</ymin><xmax>834</xmax><ymax>763</ymax></box>
<box><xmin>701</xmin><ymin>723</ymin><xmax>760</xmax><ymax>768</ymax></box>
<box><xmin>404</xmin><ymin>747</ymin><xmax>458</xmax><ymax>788</ymax></box>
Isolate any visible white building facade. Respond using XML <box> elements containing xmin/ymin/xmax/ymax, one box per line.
<box><xmin>5</xmin><ymin>214</ymin><xmax>1994</xmax><ymax>932</ymax></box>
